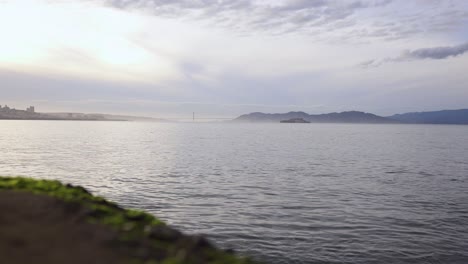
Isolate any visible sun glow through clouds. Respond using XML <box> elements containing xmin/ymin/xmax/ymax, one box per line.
<box><xmin>0</xmin><ymin>0</ymin><xmax>177</xmax><ymax>82</ymax></box>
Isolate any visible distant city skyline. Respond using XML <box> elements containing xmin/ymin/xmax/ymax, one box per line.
<box><xmin>1</xmin><ymin>0</ymin><xmax>467</xmax><ymax>118</ymax></box>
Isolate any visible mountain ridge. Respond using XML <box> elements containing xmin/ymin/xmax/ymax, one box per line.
<box><xmin>387</xmin><ymin>109</ymin><xmax>468</xmax><ymax>124</ymax></box>
<box><xmin>233</xmin><ymin>111</ymin><xmax>398</xmax><ymax>123</ymax></box>
<box><xmin>233</xmin><ymin>109</ymin><xmax>468</xmax><ymax>124</ymax></box>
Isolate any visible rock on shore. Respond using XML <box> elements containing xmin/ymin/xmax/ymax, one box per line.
<box><xmin>0</xmin><ymin>177</ymin><xmax>257</xmax><ymax>264</ymax></box>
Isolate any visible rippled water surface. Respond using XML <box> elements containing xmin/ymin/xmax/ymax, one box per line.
<box><xmin>1</xmin><ymin>121</ymin><xmax>468</xmax><ymax>263</ymax></box>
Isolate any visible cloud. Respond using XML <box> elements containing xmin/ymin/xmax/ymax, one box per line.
<box><xmin>102</xmin><ymin>0</ymin><xmax>395</xmax><ymax>37</ymax></box>
<box><xmin>359</xmin><ymin>42</ymin><xmax>468</xmax><ymax>68</ymax></box>
<box><xmin>99</xmin><ymin>0</ymin><xmax>468</xmax><ymax>44</ymax></box>
<box><xmin>95</xmin><ymin>0</ymin><xmax>468</xmax><ymax>46</ymax></box>
<box><xmin>404</xmin><ymin>42</ymin><xmax>468</xmax><ymax>60</ymax></box>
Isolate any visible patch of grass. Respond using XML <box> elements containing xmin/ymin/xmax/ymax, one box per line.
<box><xmin>0</xmin><ymin>176</ymin><xmax>102</xmax><ymax>202</ymax></box>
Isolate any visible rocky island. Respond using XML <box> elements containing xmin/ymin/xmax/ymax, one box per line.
<box><xmin>0</xmin><ymin>176</ymin><xmax>256</xmax><ymax>264</ymax></box>
<box><xmin>280</xmin><ymin>118</ymin><xmax>310</xmax><ymax>123</ymax></box>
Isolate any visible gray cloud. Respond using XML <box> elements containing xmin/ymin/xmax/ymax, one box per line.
<box><xmin>360</xmin><ymin>42</ymin><xmax>468</xmax><ymax>68</ymax></box>
<box><xmin>404</xmin><ymin>42</ymin><xmax>468</xmax><ymax>60</ymax></box>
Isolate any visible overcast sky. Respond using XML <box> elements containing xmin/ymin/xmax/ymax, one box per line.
<box><xmin>1</xmin><ymin>0</ymin><xmax>467</xmax><ymax>118</ymax></box>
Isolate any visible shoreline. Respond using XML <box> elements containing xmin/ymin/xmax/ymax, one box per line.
<box><xmin>0</xmin><ymin>177</ymin><xmax>256</xmax><ymax>264</ymax></box>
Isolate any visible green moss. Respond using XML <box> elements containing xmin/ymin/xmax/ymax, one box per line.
<box><xmin>0</xmin><ymin>177</ymin><xmax>258</xmax><ymax>264</ymax></box>
<box><xmin>0</xmin><ymin>176</ymin><xmax>104</xmax><ymax>203</ymax></box>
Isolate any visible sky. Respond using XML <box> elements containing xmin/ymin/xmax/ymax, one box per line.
<box><xmin>1</xmin><ymin>0</ymin><xmax>467</xmax><ymax>119</ymax></box>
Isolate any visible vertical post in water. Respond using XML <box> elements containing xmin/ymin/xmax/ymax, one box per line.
<box><xmin>193</xmin><ymin>112</ymin><xmax>195</xmax><ymax>122</ymax></box>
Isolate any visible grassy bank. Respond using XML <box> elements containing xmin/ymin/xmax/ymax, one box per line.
<box><xmin>0</xmin><ymin>176</ymin><xmax>257</xmax><ymax>264</ymax></box>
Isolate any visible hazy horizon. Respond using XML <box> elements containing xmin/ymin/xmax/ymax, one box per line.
<box><xmin>3</xmin><ymin>102</ymin><xmax>468</xmax><ymax>121</ymax></box>
<box><xmin>1</xmin><ymin>0</ymin><xmax>468</xmax><ymax>118</ymax></box>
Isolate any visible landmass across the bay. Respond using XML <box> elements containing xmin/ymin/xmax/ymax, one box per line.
<box><xmin>2</xmin><ymin>104</ymin><xmax>467</xmax><ymax>124</ymax></box>
<box><xmin>0</xmin><ymin>105</ymin><xmax>167</xmax><ymax>122</ymax></box>
<box><xmin>233</xmin><ymin>109</ymin><xmax>468</xmax><ymax>125</ymax></box>
<box><xmin>234</xmin><ymin>111</ymin><xmax>397</xmax><ymax>123</ymax></box>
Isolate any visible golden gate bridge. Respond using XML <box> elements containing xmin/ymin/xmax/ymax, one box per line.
<box><xmin>161</xmin><ymin>113</ymin><xmax>235</xmax><ymax>122</ymax></box>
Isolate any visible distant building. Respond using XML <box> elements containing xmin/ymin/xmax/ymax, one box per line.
<box><xmin>26</xmin><ymin>106</ymin><xmax>35</xmax><ymax>113</ymax></box>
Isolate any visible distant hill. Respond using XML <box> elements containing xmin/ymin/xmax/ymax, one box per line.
<box><xmin>233</xmin><ymin>111</ymin><xmax>397</xmax><ymax>123</ymax></box>
<box><xmin>387</xmin><ymin>109</ymin><xmax>468</xmax><ymax>124</ymax></box>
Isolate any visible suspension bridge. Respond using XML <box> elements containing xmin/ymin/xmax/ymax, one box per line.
<box><xmin>160</xmin><ymin>113</ymin><xmax>236</xmax><ymax>122</ymax></box>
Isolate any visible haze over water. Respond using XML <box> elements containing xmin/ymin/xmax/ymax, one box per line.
<box><xmin>1</xmin><ymin>121</ymin><xmax>468</xmax><ymax>263</ymax></box>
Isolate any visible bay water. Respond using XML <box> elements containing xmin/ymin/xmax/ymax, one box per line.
<box><xmin>1</xmin><ymin>121</ymin><xmax>467</xmax><ymax>263</ymax></box>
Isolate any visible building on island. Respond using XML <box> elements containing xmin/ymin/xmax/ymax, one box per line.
<box><xmin>26</xmin><ymin>106</ymin><xmax>35</xmax><ymax>113</ymax></box>
<box><xmin>0</xmin><ymin>105</ymin><xmax>10</xmax><ymax>111</ymax></box>
<box><xmin>0</xmin><ymin>105</ymin><xmax>35</xmax><ymax>113</ymax></box>
<box><xmin>0</xmin><ymin>105</ymin><xmax>37</xmax><ymax>119</ymax></box>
